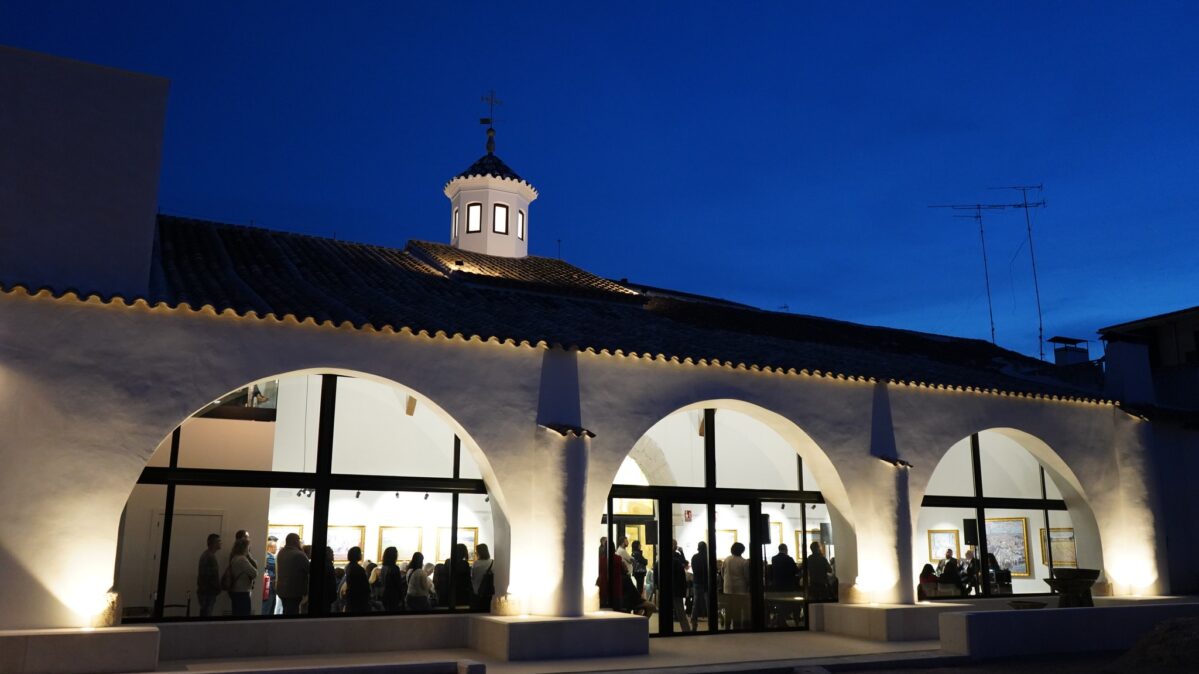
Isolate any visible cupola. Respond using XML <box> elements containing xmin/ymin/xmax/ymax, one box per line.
<box><xmin>444</xmin><ymin>125</ymin><xmax>538</xmax><ymax>258</ymax></box>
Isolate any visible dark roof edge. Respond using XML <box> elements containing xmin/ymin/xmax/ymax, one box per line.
<box><xmin>0</xmin><ymin>280</ymin><xmax>1118</xmax><ymax>406</ymax></box>
<box><xmin>1099</xmin><ymin>304</ymin><xmax>1199</xmax><ymax>334</ymax></box>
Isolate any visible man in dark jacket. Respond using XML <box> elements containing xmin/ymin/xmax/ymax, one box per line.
<box><xmin>275</xmin><ymin>533</ymin><xmax>309</xmax><ymax>615</ymax></box>
<box><xmin>770</xmin><ymin>544</ymin><xmax>800</xmax><ymax>591</ymax></box>
<box><xmin>196</xmin><ymin>533</ymin><xmax>222</xmax><ymax>617</ymax></box>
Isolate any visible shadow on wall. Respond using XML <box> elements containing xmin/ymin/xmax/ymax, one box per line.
<box><xmin>0</xmin><ymin>543</ymin><xmax>82</xmax><ymax>630</ymax></box>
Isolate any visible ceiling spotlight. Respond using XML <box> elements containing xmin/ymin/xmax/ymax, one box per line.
<box><xmin>781</xmin><ymin>503</ymin><xmax>786</xmax><ymax>510</ymax></box>
<box><xmin>424</xmin><ymin>493</ymin><xmax>429</xmax><ymax>501</ymax></box>
<box><xmin>355</xmin><ymin>491</ymin><xmax>361</xmax><ymax>499</ymax></box>
<box><xmin>485</xmin><ymin>496</ymin><xmax>490</xmax><ymax>503</ymax></box>
<box><xmin>296</xmin><ymin>489</ymin><xmax>303</xmax><ymax>497</ymax></box>
<box><xmin>394</xmin><ymin>492</ymin><xmax>399</xmax><ymax>499</ymax></box>
<box><xmin>810</xmin><ymin>504</ymin><xmax>816</xmax><ymax>510</ymax></box>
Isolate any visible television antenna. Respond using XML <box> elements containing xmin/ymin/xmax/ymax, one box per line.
<box><xmin>928</xmin><ymin>203</ymin><xmax>1006</xmax><ymax>345</ymax></box>
<box><xmin>990</xmin><ymin>185</ymin><xmax>1047</xmax><ymax>360</ymax></box>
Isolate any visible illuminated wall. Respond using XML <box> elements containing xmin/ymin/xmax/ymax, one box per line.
<box><xmin>0</xmin><ymin>287</ymin><xmax>1172</xmax><ymax>629</ymax></box>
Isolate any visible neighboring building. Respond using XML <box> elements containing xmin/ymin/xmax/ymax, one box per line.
<box><xmin>0</xmin><ymin>45</ymin><xmax>1193</xmax><ymax>671</ymax></box>
<box><xmin>1101</xmin><ymin>306</ymin><xmax>1199</xmax><ymax>410</ymax></box>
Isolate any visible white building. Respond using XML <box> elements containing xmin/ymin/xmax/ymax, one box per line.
<box><xmin>0</xmin><ymin>45</ymin><xmax>1193</xmax><ymax>673</ymax></box>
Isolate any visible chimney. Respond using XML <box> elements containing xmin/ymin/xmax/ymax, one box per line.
<box><xmin>1048</xmin><ymin>336</ymin><xmax>1089</xmax><ymax>366</ymax></box>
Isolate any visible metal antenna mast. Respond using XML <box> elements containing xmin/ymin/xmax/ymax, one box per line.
<box><xmin>991</xmin><ymin>185</ymin><xmax>1047</xmax><ymax>360</ymax></box>
<box><xmin>929</xmin><ymin>203</ymin><xmax>1006</xmax><ymax>344</ymax></box>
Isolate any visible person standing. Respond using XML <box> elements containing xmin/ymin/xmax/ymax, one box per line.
<box><xmin>447</xmin><ymin>543</ymin><xmax>473</xmax><ymax>607</ymax></box>
<box><xmin>671</xmin><ymin>541</ymin><xmax>693</xmax><ymax>632</ymax></box>
<box><xmin>805</xmin><ymin>541</ymin><xmax>834</xmax><ymax>602</ymax></box>
<box><xmin>260</xmin><ymin>535</ymin><xmax>278</xmax><ymax>615</ymax></box>
<box><xmin>722</xmin><ymin>542</ymin><xmax>750</xmax><ymax>629</ymax></box>
<box><xmin>616</xmin><ymin>536</ymin><xmax>634</xmax><ymax>575</ymax></box>
<box><xmin>631</xmin><ymin>540</ymin><xmax>648</xmax><ymax>595</ymax></box>
<box><xmin>196</xmin><ymin>533</ymin><xmax>222</xmax><ymax>617</ymax></box>
<box><xmin>378</xmin><ymin>546</ymin><xmax>405</xmax><ymax>612</ymax></box>
<box><xmin>343</xmin><ymin>547</ymin><xmax>370</xmax><ymax>613</ymax></box>
<box><xmin>323</xmin><ymin>546</ymin><xmax>338</xmax><ymax>612</ymax></box>
<box><xmin>690</xmin><ymin>541</ymin><xmax>709</xmax><ymax>627</ymax></box>
<box><xmin>405</xmin><ymin>552</ymin><xmax>434</xmax><ymax>611</ymax></box>
<box><xmin>275</xmin><ymin>533</ymin><xmax>308</xmax><ymax>615</ymax></box>
<box><xmin>227</xmin><ymin>538</ymin><xmax>257</xmax><ymax>616</ymax></box>
<box><xmin>470</xmin><ymin>544</ymin><xmax>495</xmax><ymax>612</ymax></box>
<box><xmin>770</xmin><ymin>543</ymin><xmax>800</xmax><ymax>591</ymax></box>
<box><xmin>231</xmin><ymin>529</ymin><xmax>259</xmax><ymax>572</ymax></box>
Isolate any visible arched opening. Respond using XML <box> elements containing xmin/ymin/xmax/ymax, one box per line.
<box><xmin>599</xmin><ymin>401</ymin><xmax>854</xmax><ymax>637</ymax></box>
<box><xmin>915</xmin><ymin>428</ymin><xmax>1104</xmax><ymax>600</ymax></box>
<box><xmin>115</xmin><ymin>370</ymin><xmax>504</xmax><ymax>622</ymax></box>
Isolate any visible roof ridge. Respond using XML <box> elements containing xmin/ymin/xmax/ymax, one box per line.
<box><xmin>0</xmin><ymin>280</ymin><xmax>1119</xmax><ymax>407</ymax></box>
<box><xmin>157</xmin><ymin>214</ymin><xmax>408</xmax><ymax>256</ymax></box>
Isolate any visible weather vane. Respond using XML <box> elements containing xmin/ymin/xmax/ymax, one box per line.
<box><xmin>480</xmin><ymin>90</ymin><xmax>502</xmax><ymax>154</ymax></box>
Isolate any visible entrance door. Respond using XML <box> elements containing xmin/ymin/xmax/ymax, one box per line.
<box><xmin>712</xmin><ymin>503</ymin><xmax>759</xmax><ymax>631</ymax></box>
<box><xmin>608</xmin><ymin>496</ymin><xmax>659</xmax><ymax>634</ymax></box>
<box><xmin>154</xmin><ymin>510</ymin><xmax>223</xmax><ymax>617</ymax></box>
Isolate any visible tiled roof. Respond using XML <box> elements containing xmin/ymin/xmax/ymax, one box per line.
<box><xmin>408</xmin><ymin>240</ymin><xmax>638</xmax><ymax>299</ymax></box>
<box><xmin>138</xmin><ymin>215</ymin><xmax>1107</xmax><ymax>403</ymax></box>
<box><xmin>452</xmin><ymin>153</ymin><xmax>526</xmax><ymax>184</ymax></box>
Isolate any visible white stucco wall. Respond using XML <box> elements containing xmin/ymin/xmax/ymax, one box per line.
<box><xmin>0</xmin><ymin>288</ymin><xmax>1168</xmax><ymax>629</ymax></box>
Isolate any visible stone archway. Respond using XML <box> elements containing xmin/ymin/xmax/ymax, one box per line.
<box><xmin>914</xmin><ymin>427</ymin><xmax>1107</xmax><ymax>596</ymax></box>
<box><xmin>589</xmin><ymin>398</ymin><xmax>859</xmax><ymax>611</ymax></box>
<box><xmin>114</xmin><ymin>368</ymin><xmax>511</xmax><ymax>621</ymax></box>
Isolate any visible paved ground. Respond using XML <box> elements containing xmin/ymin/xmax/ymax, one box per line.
<box><xmin>832</xmin><ymin>653</ymin><xmax>1114</xmax><ymax>673</ymax></box>
<box><xmin>157</xmin><ymin>631</ymin><xmax>943</xmax><ymax>673</ymax></box>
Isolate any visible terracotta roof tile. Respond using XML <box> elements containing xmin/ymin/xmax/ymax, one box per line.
<box><xmin>145</xmin><ymin>215</ymin><xmax>1104</xmax><ymax>401</ymax></box>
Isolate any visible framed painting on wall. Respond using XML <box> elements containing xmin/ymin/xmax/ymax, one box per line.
<box><xmin>326</xmin><ymin>525</ymin><xmax>366</xmax><ymax>564</ymax></box>
<box><xmin>437</xmin><ymin>527</ymin><xmax>480</xmax><ymax>562</ymax></box>
<box><xmin>985</xmin><ymin>517</ymin><xmax>1031</xmax><ymax>577</ymax></box>
<box><xmin>267</xmin><ymin>524</ymin><xmax>304</xmax><ymax>547</ymax></box>
<box><xmin>927</xmin><ymin>529</ymin><xmax>961</xmax><ymax>562</ymax></box>
<box><xmin>378</xmin><ymin>526</ymin><xmax>422</xmax><ymax>563</ymax></box>
<box><xmin>716</xmin><ymin>529</ymin><xmax>738</xmax><ymax>557</ymax></box>
<box><xmin>795</xmin><ymin>529</ymin><xmax>821</xmax><ymax>557</ymax></box>
<box><xmin>1040</xmin><ymin>528</ymin><xmax>1078</xmax><ymax>568</ymax></box>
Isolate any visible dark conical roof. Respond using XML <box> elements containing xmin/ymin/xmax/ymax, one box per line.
<box><xmin>454</xmin><ymin>152</ymin><xmax>524</xmax><ymax>182</ymax></box>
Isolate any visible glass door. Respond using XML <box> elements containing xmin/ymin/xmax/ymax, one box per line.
<box><xmin>609</xmin><ymin>496</ymin><xmax>660</xmax><ymax>634</ymax></box>
<box><xmin>668</xmin><ymin>502</ymin><xmax>709</xmax><ymax>634</ymax></box>
<box><xmin>712</xmin><ymin>503</ymin><xmax>756</xmax><ymax>631</ymax></box>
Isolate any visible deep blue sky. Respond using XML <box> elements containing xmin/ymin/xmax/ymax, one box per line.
<box><xmin>3</xmin><ymin>2</ymin><xmax>1196</xmax><ymax>357</ymax></box>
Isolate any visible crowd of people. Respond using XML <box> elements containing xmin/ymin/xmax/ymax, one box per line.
<box><xmin>195</xmin><ymin>530</ymin><xmax>495</xmax><ymax>617</ymax></box>
<box><xmin>597</xmin><ymin>535</ymin><xmax>837</xmax><ymax>631</ymax></box>
<box><xmin>917</xmin><ymin>547</ymin><xmax>1011</xmax><ymax>599</ymax></box>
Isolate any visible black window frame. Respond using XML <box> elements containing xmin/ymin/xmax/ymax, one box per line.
<box><xmin>465</xmin><ymin>202</ymin><xmax>482</xmax><ymax>233</ymax></box>
<box><xmin>918</xmin><ymin>431</ymin><xmax>1068</xmax><ymax>600</ymax></box>
<box><xmin>606</xmin><ymin>408</ymin><xmax>830</xmax><ymax>638</ymax></box>
<box><xmin>123</xmin><ymin>373</ymin><xmax>489</xmax><ymax>623</ymax></box>
<box><xmin>492</xmin><ymin>203</ymin><xmax>509</xmax><ymax>235</ymax></box>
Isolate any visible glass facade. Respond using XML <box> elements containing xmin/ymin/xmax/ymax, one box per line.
<box><xmin>918</xmin><ymin>430</ymin><xmax>1084</xmax><ymax>599</ymax></box>
<box><xmin>117</xmin><ymin>373</ymin><xmax>490</xmax><ymax>622</ymax></box>
<box><xmin>604</xmin><ymin>408</ymin><xmax>833</xmax><ymax>636</ymax></box>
